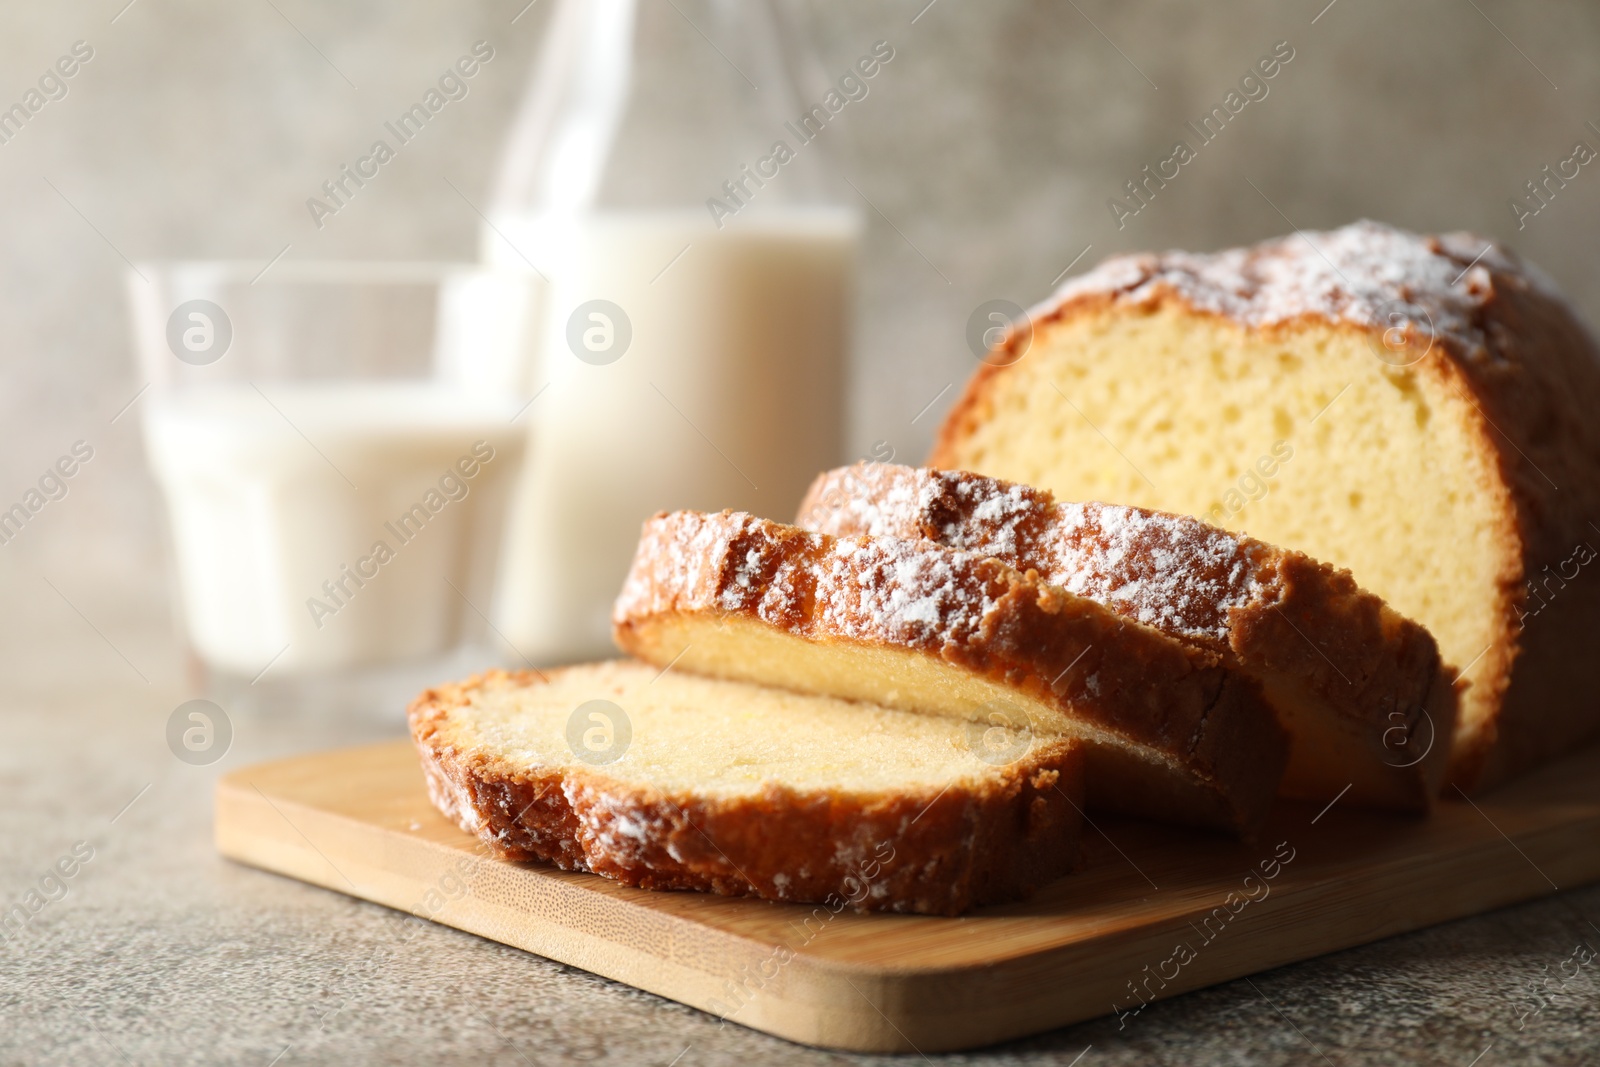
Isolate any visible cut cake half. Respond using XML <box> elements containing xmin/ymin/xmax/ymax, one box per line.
<box><xmin>409</xmin><ymin>660</ymin><xmax>1083</xmax><ymax>916</ymax></box>
<box><xmin>612</xmin><ymin>510</ymin><xmax>1288</xmax><ymax>836</ymax></box>
<box><xmin>928</xmin><ymin>221</ymin><xmax>1600</xmax><ymax>791</ymax></box>
<box><xmin>798</xmin><ymin>462</ymin><xmax>1459</xmax><ymax>811</ymax></box>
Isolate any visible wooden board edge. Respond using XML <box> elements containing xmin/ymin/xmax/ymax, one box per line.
<box><xmin>212</xmin><ymin>755</ymin><xmax>1600</xmax><ymax>1054</ymax></box>
<box><xmin>854</xmin><ymin>818</ymin><xmax>1600</xmax><ymax>1050</ymax></box>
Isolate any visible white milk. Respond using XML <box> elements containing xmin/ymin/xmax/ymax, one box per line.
<box><xmin>485</xmin><ymin>208</ymin><xmax>855</xmax><ymax>662</ymax></box>
<box><xmin>143</xmin><ymin>382</ymin><xmax>526</xmax><ymax>676</ymax></box>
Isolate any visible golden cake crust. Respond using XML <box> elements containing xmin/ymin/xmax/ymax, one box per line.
<box><xmin>931</xmin><ymin>222</ymin><xmax>1600</xmax><ymax>791</ymax></box>
<box><xmin>612</xmin><ymin>510</ymin><xmax>1288</xmax><ymax>834</ymax></box>
<box><xmin>798</xmin><ymin>463</ymin><xmax>1459</xmax><ymax>810</ymax></box>
<box><xmin>408</xmin><ymin>666</ymin><xmax>1083</xmax><ymax>916</ymax></box>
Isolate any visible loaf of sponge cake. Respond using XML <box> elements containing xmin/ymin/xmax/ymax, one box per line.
<box><xmin>931</xmin><ymin>221</ymin><xmax>1600</xmax><ymax>791</ymax></box>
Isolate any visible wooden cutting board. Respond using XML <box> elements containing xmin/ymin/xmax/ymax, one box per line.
<box><xmin>215</xmin><ymin>739</ymin><xmax>1600</xmax><ymax>1053</ymax></box>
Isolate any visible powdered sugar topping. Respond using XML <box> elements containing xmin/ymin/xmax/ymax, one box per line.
<box><xmin>1044</xmin><ymin>220</ymin><xmax>1551</xmax><ymax>366</ymax></box>
<box><xmin>799</xmin><ymin>464</ymin><xmax>1265</xmax><ymax>643</ymax></box>
<box><xmin>616</xmin><ymin>508</ymin><xmax>1011</xmax><ymax>652</ymax></box>
<box><xmin>1049</xmin><ymin>501</ymin><xmax>1259</xmax><ymax>640</ymax></box>
<box><xmin>819</xmin><ymin>535</ymin><xmax>1003</xmax><ymax>647</ymax></box>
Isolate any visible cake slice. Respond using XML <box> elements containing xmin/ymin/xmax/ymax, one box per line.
<box><xmin>798</xmin><ymin>462</ymin><xmax>1459</xmax><ymax>811</ymax></box>
<box><xmin>612</xmin><ymin>510</ymin><xmax>1288</xmax><ymax>835</ymax></box>
<box><xmin>929</xmin><ymin>221</ymin><xmax>1600</xmax><ymax>791</ymax></box>
<box><xmin>409</xmin><ymin>660</ymin><xmax>1084</xmax><ymax>916</ymax></box>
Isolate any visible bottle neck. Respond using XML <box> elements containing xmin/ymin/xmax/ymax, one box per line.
<box><xmin>490</xmin><ymin>0</ymin><xmax>852</xmax><ymax>217</ymax></box>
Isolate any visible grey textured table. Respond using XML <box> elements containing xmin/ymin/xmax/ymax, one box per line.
<box><xmin>2</xmin><ymin>598</ymin><xmax>1597</xmax><ymax>1067</ymax></box>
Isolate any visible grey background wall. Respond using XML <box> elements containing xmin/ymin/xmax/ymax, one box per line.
<box><xmin>1</xmin><ymin>0</ymin><xmax>1597</xmax><ymax>679</ymax></box>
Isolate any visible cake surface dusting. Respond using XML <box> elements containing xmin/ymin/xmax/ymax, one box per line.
<box><xmin>1043</xmin><ymin>220</ymin><xmax>1556</xmax><ymax>365</ymax></box>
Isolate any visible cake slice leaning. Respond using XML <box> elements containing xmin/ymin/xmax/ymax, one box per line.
<box><xmin>612</xmin><ymin>510</ymin><xmax>1289</xmax><ymax>836</ymax></box>
<box><xmin>409</xmin><ymin>660</ymin><xmax>1084</xmax><ymax>916</ymax></box>
<box><xmin>798</xmin><ymin>463</ymin><xmax>1460</xmax><ymax>812</ymax></box>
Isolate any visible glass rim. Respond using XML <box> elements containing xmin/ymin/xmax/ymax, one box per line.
<box><xmin>129</xmin><ymin>259</ymin><xmax>528</xmax><ymax>287</ymax></box>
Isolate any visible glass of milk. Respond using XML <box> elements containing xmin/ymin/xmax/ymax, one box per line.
<box><xmin>127</xmin><ymin>261</ymin><xmax>537</xmax><ymax>693</ymax></box>
<box><xmin>483</xmin><ymin>0</ymin><xmax>861</xmax><ymax>662</ymax></box>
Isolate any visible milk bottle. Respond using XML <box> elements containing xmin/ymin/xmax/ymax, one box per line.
<box><xmin>485</xmin><ymin>0</ymin><xmax>860</xmax><ymax>660</ymax></box>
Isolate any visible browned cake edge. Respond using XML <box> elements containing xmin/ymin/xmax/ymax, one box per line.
<box><xmin>1234</xmin><ymin>546</ymin><xmax>1459</xmax><ymax>808</ymax></box>
<box><xmin>798</xmin><ymin>463</ymin><xmax>1460</xmax><ymax>811</ymax></box>
<box><xmin>927</xmin><ymin>223</ymin><xmax>1600</xmax><ymax>792</ymax></box>
<box><xmin>408</xmin><ymin>666</ymin><xmax>1085</xmax><ymax>916</ymax></box>
<box><xmin>611</xmin><ymin>510</ymin><xmax>1289</xmax><ymax>835</ymax></box>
